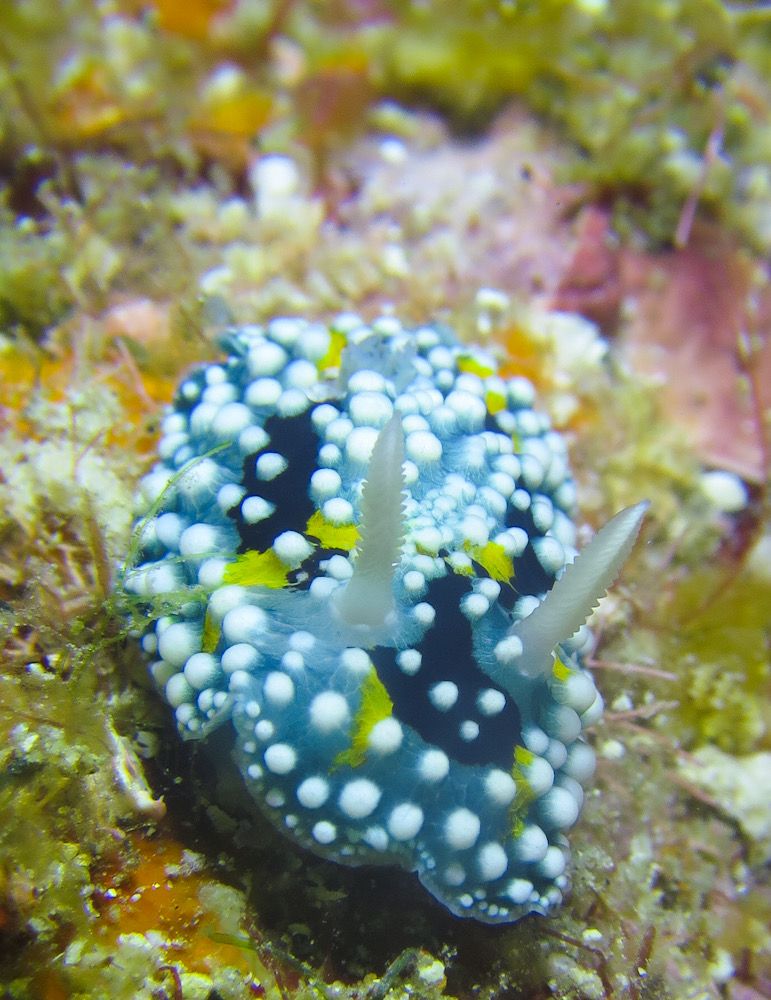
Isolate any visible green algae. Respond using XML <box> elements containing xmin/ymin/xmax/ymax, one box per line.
<box><xmin>662</xmin><ymin>570</ymin><xmax>771</xmax><ymax>753</ymax></box>
<box><xmin>3</xmin><ymin>0</ymin><xmax>771</xmax><ymax>264</ymax></box>
<box><xmin>369</xmin><ymin>0</ymin><xmax>771</xmax><ymax>250</ymax></box>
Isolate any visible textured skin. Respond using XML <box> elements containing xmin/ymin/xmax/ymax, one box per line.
<box><xmin>125</xmin><ymin>315</ymin><xmax>603</xmax><ymax>924</ymax></box>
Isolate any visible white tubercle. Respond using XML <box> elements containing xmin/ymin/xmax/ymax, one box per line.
<box><xmin>498</xmin><ymin>501</ymin><xmax>649</xmax><ymax>681</ymax></box>
<box><xmin>335</xmin><ymin>412</ymin><xmax>406</xmax><ymax>627</ymax></box>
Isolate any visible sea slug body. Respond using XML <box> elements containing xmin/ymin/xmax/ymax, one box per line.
<box><xmin>125</xmin><ymin>314</ymin><xmax>646</xmax><ymax>924</ymax></box>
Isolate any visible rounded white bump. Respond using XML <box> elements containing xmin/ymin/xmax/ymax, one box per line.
<box><xmin>208</xmin><ymin>584</ymin><xmax>248</xmax><ymax>620</ymax></box>
<box><xmin>345</xmin><ymin>426</ymin><xmax>379</xmax><ymax>464</ymax></box>
<box><xmin>552</xmin><ymin>671</ymin><xmax>598</xmax><ymax>714</ymax></box>
<box><xmin>265</xmin><ymin>789</ymin><xmax>285</xmax><ymax>808</ymax></box>
<box><xmin>273</xmin><ymin>530</ymin><xmax>314</xmax><ymax>567</ymax></box>
<box><xmin>242</xmin><ymin>496</ymin><xmax>275</xmax><ymax>524</ymax></box>
<box><xmin>339</xmin><ymin>779</ymin><xmax>382</xmax><ymax>819</ymax></box>
<box><xmin>322</xmin><ymin>497</ymin><xmax>354</xmax><ymax>524</ymax></box>
<box><xmin>525</xmin><ymin>756</ymin><xmax>555</xmax><ymax>796</ymax></box>
<box><xmin>222</xmin><ymin>605</ymin><xmax>269</xmax><ymax>645</ymax></box>
<box><xmin>263</xmin><ymin>671</ymin><xmax>295</xmax><ymax>707</ymax></box>
<box><xmin>228</xmin><ymin>670</ymin><xmax>251</xmax><ymax>693</ymax></box>
<box><xmin>239</xmin><ymin>425</ymin><xmax>270</xmax><ymax>456</ymax></box>
<box><xmin>539</xmin><ymin>786</ymin><xmax>580</xmax><ymax>830</ymax></box>
<box><xmin>221</xmin><ymin>643</ymin><xmax>260</xmax><ymax>675</ymax></box>
<box><xmin>538</xmin><ymin>845</ymin><xmax>567</xmax><ymax>880</ymax></box>
<box><xmin>522</xmin><ymin>725</ymin><xmax>550</xmax><ymax>755</ymax></box>
<box><xmin>412</xmin><ymin>527</ymin><xmax>443</xmax><ymax>555</ymax></box>
<box><xmin>387</xmin><ymin>803</ymin><xmax>424</xmax><ymax>841</ymax></box>
<box><xmin>263</xmin><ymin>743</ymin><xmax>297</xmax><ymax>774</ymax></box>
<box><xmin>211</xmin><ymin>402</ymin><xmax>252</xmax><ymax>440</ymax></box>
<box><xmin>310</xmin><ymin>468</ymin><xmax>343</xmax><ymax>501</ymax></box>
<box><xmin>340</xmin><ymin>648</ymin><xmax>371</xmax><ymax>674</ymax></box>
<box><xmin>155</xmin><ymin>512</ymin><xmax>189</xmax><ymax>550</ymax></box>
<box><xmin>318</xmin><ymin>442</ymin><xmax>341</xmax><ymax>467</ymax></box>
<box><xmin>363</xmin><ymin>826</ymin><xmax>389</xmax><ymax>851</ymax></box>
<box><xmin>413</xmin><ymin>603</ymin><xmax>436</xmax><ymax>627</ymax></box>
<box><xmin>512</xmin><ymin>824</ymin><xmax>548</xmax><ymax>863</ymax></box>
<box><xmin>494</xmin><ymin>635</ymin><xmax>524</xmax><ymax>665</ymax></box>
<box><xmin>405</xmin><ymin>430</ymin><xmax>443</xmax><ymax>464</ymax></box>
<box><xmin>198</xmin><ymin>558</ymin><xmax>227</xmax><ymax>588</ymax></box>
<box><xmin>458</xmin><ymin>515</ymin><xmax>489</xmax><ymax>548</ymax></box>
<box><xmin>280</xmin><ymin>650</ymin><xmax>304</xmax><ymax>672</ymax></box>
<box><xmin>477</xmin><ymin>843</ymin><xmax>508</xmax><ymax>882</ymax></box>
<box><xmin>349</xmin><ymin>391</ymin><xmax>394</xmax><ymax>428</ymax></box>
<box><xmin>445</xmin><ymin>808</ymin><xmax>481</xmax><ymax>850</ymax></box>
<box><xmin>484</xmin><ymin>769</ymin><xmax>517</xmax><ymax>806</ymax></box>
<box><xmin>541</xmin><ymin>703</ymin><xmax>582</xmax><ymax>744</ymax></box>
<box><xmin>158</xmin><ymin>623</ymin><xmax>200</xmax><ymax>668</ymax></box>
<box><xmin>183</xmin><ymin>653</ymin><xmax>219</xmax><ymax>691</ymax></box>
<box><xmin>179</xmin><ymin>523</ymin><xmax>219</xmax><ymax>558</ymax></box>
<box><xmin>245</xmin><ymin>377</ymin><xmax>282</xmax><ymax>408</ymax></box>
<box><xmin>419</xmin><ymin>749</ymin><xmax>450</xmax><ymax>782</ymax></box>
<box><xmin>296</xmin><ymin>776</ymin><xmax>330</xmax><ymax>809</ymax></box>
<box><xmin>477</xmin><ymin>578</ymin><xmax>501</xmax><ymax>602</ymax></box>
<box><xmin>446</xmin><ymin>390</ymin><xmax>486</xmax><ymax>432</ymax></box>
<box><xmin>289</xmin><ymin>630</ymin><xmax>315</xmax><ymax>652</ymax></box>
<box><xmin>505</xmin><ymin>878</ymin><xmax>534</xmax><ymax>905</ymax></box>
<box><xmin>459</xmin><ymin>719</ymin><xmax>480</xmax><ymax>741</ymax></box>
<box><xmin>278</xmin><ymin>386</ymin><xmax>310</xmax><ymax>416</ymax></box>
<box><xmin>429</xmin><ymin>681</ymin><xmax>459</xmax><ymax>712</ymax></box>
<box><xmin>396</xmin><ymin>649</ymin><xmax>422</xmax><ymax>675</ymax></box>
<box><xmin>348</xmin><ymin>369</ymin><xmax>387</xmax><ymax>393</ymax></box>
<box><xmin>165</xmin><ymin>672</ymin><xmax>194</xmax><ymax>708</ymax></box>
<box><xmin>367</xmin><ymin>717</ymin><xmax>403</xmax><ymax>754</ymax></box>
<box><xmin>284</xmin><ymin>358</ymin><xmax>317</xmax><ymax>388</ymax></box>
<box><xmin>460</xmin><ymin>593</ymin><xmax>490</xmax><ymax>619</ymax></box>
<box><xmin>312</xmin><ymin>820</ymin><xmax>337</xmax><ymax>845</ymax></box>
<box><xmin>700</xmin><ymin>469</ymin><xmax>749</xmax><ymax>513</ymax></box>
<box><xmin>443</xmin><ymin>863</ymin><xmax>466</xmax><ymax>886</ymax></box>
<box><xmin>580</xmin><ymin>691</ymin><xmax>605</xmax><ymax>728</ymax></box>
<box><xmin>477</xmin><ymin>689</ymin><xmax>506</xmax><ymax>716</ymax></box>
<box><xmin>255</xmin><ymin>452</ymin><xmax>287</xmax><ymax>481</ymax></box>
<box><xmin>247</xmin><ymin>341</ymin><xmax>288</xmax><ymax>377</ymax></box>
<box><xmin>403</xmin><ymin>570</ymin><xmax>426</xmax><ymax>596</ymax></box>
<box><xmin>309</xmin><ymin>690</ymin><xmax>350</xmax><ymax>733</ymax></box>
<box><xmin>563</xmin><ymin>742</ymin><xmax>596</xmax><ymax>784</ymax></box>
<box><xmin>544</xmin><ymin>739</ymin><xmax>568</xmax><ymax>769</ymax></box>
<box><xmin>532</xmin><ymin>535</ymin><xmax>565</xmax><ymax>575</ymax></box>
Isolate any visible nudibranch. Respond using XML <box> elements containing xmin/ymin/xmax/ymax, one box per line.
<box><xmin>125</xmin><ymin>314</ymin><xmax>646</xmax><ymax>924</ymax></box>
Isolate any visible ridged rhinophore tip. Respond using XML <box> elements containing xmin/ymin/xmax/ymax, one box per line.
<box><xmin>335</xmin><ymin>412</ymin><xmax>406</xmax><ymax>628</ymax></box>
<box><xmin>502</xmin><ymin>501</ymin><xmax>649</xmax><ymax>681</ymax></box>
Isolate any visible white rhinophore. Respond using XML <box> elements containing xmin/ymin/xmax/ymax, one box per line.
<box><xmin>492</xmin><ymin>501</ymin><xmax>649</xmax><ymax>682</ymax></box>
<box><xmin>335</xmin><ymin>412</ymin><xmax>406</xmax><ymax>627</ymax></box>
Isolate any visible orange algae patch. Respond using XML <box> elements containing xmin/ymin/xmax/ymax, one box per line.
<box><xmin>148</xmin><ymin>0</ymin><xmax>236</xmax><ymax>39</ymax></box>
<box><xmin>191</xmin><ymin>90</ymin><xmax>275</xmax><ymax>141</ymax></box>
<box><xmin>92</xmin><ymin>830</ymin><xmax>252</xmax><ymax>975</ymax></box>
<box><xmin>189</xmin><ymin>88</ymin><xmax>276</xmax><ymax>173</ymax></box>
<box><xmin>30</xmin><ymin>969</ymin><xmax>69</xmax><ymax>1000</ymax></box>
<box><xmin>50</xmin><ymin>70</ymin><xmax>126</xmax><ymax>144</ymax></box>
<box><xmin>496</xmin><ymin>323</ymin><xmax>550</xmax><ymax>388</ymax></box>
<box><xmin>0</xmin><ymin>342</ymin><xmax>175</xmax><ymax>457</ymax></box>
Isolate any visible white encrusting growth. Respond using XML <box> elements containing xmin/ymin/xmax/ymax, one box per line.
<box><xmin>500</xmin><ymin>501</ymin><xmax>649</xmax><ymax>681</ymax></box>
<box><xmin>335</xmin><ymin>412</ymin><xmax>406</xmax><ymax>627</ymax></box>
